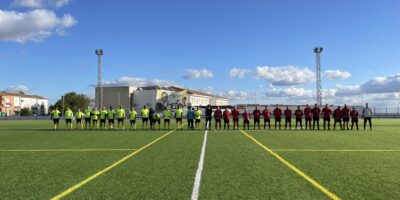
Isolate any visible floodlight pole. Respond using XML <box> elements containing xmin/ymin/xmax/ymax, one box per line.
<box><xmin>95</xmin><ymin>49</ymin><xmax>104</xmax><ymax>109</ymax></box>
<box><xmin>314</xmin><ymin>47</ymin><xmax>323</xmax><ymax>107</ymax></box>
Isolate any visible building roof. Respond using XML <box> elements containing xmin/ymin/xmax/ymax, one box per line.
<box><xmin>135</xmin><ymin>85</ymin><xmax>229</xmax><ymax>100</ymax></box>
<box><xmin>0</xmin><ymin>91</ymin><xmax>48</xmax><ymax>100</ymax></box>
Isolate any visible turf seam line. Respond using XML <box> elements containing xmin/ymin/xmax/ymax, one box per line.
<box><xmin>272</xmin><ymin>149</ymin><xmax>400</xmax><ymax>152</ymax></box>
<box><xmin>239</xmin><ymin>129</ymin><xmax>341</xmax><ymax>200</ymax></box>
<box><xmin>50</xmin><ymin>129</ymin><xmax>177</xmax><ymax>200</ymax></box>
<box><xmin>0</xmin><ymin>149</ymin><xmax>137</xmax><ymax>152</ymax></box>
<box><xmin>191</xmin><ymin>122</ymin><xmax>209</xmax><ymax>200</ymax></box>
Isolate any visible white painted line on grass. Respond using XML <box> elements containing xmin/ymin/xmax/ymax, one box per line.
<box><xmin>191</xmin><ymin>122</ymin><xmax>209</xmax><ymax>200</ymax></box>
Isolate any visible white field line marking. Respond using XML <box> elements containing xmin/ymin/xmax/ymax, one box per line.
<box><xmin>191</xmin><ymin>122</ymin><xmax>209</xmax><ymax>200</ymax></box>
<box><xmin>0</xmin><ymin>149</ymin><xmax>136</xmax><ymax>152</ymax></box>
<box><xmin>272</xmin><ymin>149</ymin><xmax>400</xmax><ymax>152</ymax></box>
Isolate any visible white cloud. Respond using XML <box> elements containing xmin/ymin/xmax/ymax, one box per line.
<box><xmin>0</xmin><ymin>9</ymin><xmax>77</xmax><ymax>43</ymax></box>
<box><xmin>361</xmin><ymin>73</ymin><xmax>400</xmax><ymax>94</ymax></box>
<box><xmin>222</xmin><ymin>90</ymin><xmax>252</xmax><ymax>100</ymax></box>
<box><xmin>265</xmin><ymin>86</ymin><xmax>314</xmax><ymax>98</ymax></box>
<box><xmin>4</xmin><ymin>85</ymin><xmax>31</xmax><ymax>93</ymax></box>
<box><xmin>229</xmin><ymin>68</ymin><xmax>252</xmax><ymax>78</ymax></box>
<box><xmin>183</xmin><ymin>69</ymin><xmax>213</xmax><ymax>79</ymax></box>
<box><xmin>324</xmin><ymin>70</ymin><xmax>351</xmax><ymax>80</ymax></box>
<box><xmin>102</xmin><ymin>76</ymin><xmax>178</xmax><ymax>88</ymax></box>
<box><xmin>12</xmin><ymin>0</ymin><xmax>71</xmax><ymax>8</ymax></box>
<box><xmin>255</xmin><ymin>65</ymin><xmax>315</xmax><ymax>85</ymax></box>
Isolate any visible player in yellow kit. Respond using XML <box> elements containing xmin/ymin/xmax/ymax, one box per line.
<box><xmin>65</xmin><ymin>107</ymin><xmax>74</xmax><ymax>130</ymax></box>
<box><xmin>99</xmin><ymin>107</ymin><xmax>108</xmax><ymax>130</ymax></box>
<box><xmin>84</xmin><ymin>107</ymin><xmax>92</xmax><ymax>129</ymax></box>
<box><xmin>141</xmin><ymin>105</ymin><xmax>149</xmax><ymax>130</ymax></box>
<box><xmin>129</xmin><ymin>107</ymin><xmax>137</xmax><ymax>130</ymax></box>
<box><xmin>75</xmin><ymin>109</ymin><xmax>84</xmax><ymax>129</ymax></box>
<box><xmin>108</xmin><ymin>106</ymin><xmax>115</xmax><ymax>130</ymax></box>
<box><xmin>175</xmin><ymin>105</ymin><xmax>183</xmax><ymax>130</ymax></box>
<box><xmin>50</xmin><ymin>107</ymin><xmax>61</xmax><ymax>130</ymax></box>
<box><xmin>117</xmin><ymin>105</ymin><xmax>126</xmax><ymax>130</ymax></box>
<box><xmin>92</xmin><ymin>108</ymin><xmax>100</xmax><ymax>129</ymax></box>
<box><xmin>194</xmin><ymin>107</ymin><xmax>202</xmax><ymax>130</ymax></box>
<box><xmin>163</xmin><ymin>107</ymin><xmax>171</xmax><ymax>130</ymax></box>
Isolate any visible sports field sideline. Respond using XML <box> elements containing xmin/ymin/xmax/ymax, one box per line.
<box><xmin>1</xmin><ymin>119</ymin><xmax>400</xmax><ymax>200</ymax></box>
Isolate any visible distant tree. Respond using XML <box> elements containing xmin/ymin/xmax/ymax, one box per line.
<box><xmin>20</xmin><ymin>108</ymin><xmax>33</xmax><ymax>116</ymax></box>
<box><xmin>50</xmin><ymin>92</ymin><xmax>90</xmax><ymax>112</ymax></box>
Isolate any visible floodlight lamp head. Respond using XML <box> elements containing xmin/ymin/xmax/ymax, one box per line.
<box><xmin>95</xmin><ymin>49</ymin><xmax>104</xmax><ymax>55</ymax></box>
<box><xmin>313</xmin><ymin>47</ymin><xmax>323</xmax><ymax>53</ymax></box>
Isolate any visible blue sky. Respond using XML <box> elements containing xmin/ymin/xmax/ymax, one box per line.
<box><xmin>1</xmin><ymin>0</ymin><xmax>400</xmax><ymax>106</ymax></box>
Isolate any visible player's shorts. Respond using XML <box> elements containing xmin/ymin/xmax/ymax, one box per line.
<box><xmin>164</xmin><ymin>119</ymin><xmax>170</xmax><ymax>123</ymax></box>
<box><xmin>224</xmin><ymin>119</ymin><xmax>230</xmax><ymax>123</ymax></box>
<box><xmin>206</xmin><ymin>116</ymin><xmax>212</xmax><ymax>121</ymax></box>
<box><xmin>313</xmin><ymin>117</ymin><xmax>320</xmax><ymax>121</ymax></box>
<box><xmin>305</xmin><ymin>118</ymin><xmax>312</xmax><ymax>121</ymax></box>
<box><xmin>100</xmin><ymin>119</ymin><xmax>106</xmax><ymax>123</ymax></box>
<box><xmin>66</xmin><ymin>119</ymin><xmax>72</xmax><ymax>123</ymax></box>
<box><xmin>244</xmin><ymin>120</ymin><xmax>250</xmax><ymax>124</ymax></box>
<box><xmin>334</xmin><ymin>119</ymin><xmax>342</xmax><ymax>123</ymax></box>
<box><xmin>154</xmin><ymin>119</ymin><xmax>161</xmax><ymax>124</ymax></box>
<box><xmin>85</xmin><ymin>118</ymin><xmax>91</xmax><ymax>123</ymax></box>
<box><xmin>130</xmin><ymin>120</ymin><xmax>136</xmax><ymax>124</ymax></box>
<box><xmin>296</xmin><ymin>118</ymin><xmax>302</xmax><ymax>122</ymax></box>
<box><xmin>195</xmin><ymin>119</ymin><xmax>201</xmax><ymax>123</ymax></box>
<box><xmin>285</xmin><ymin>118</ymin><xmax>291</xmax><ymax>122</ymax></box>
<box><xmin>142</xmin><ymin>117</ymin><xmax>149</xmax><ymax>122</ymax></box>
<box><xmin>233</xmin><ymin>119</ymin><xmax>239</xmax><ymax>122</ymax></box>
<box><xmin>351</xmin><ymin>118</ymin><xmax>358</xmax><ymax>123</ymax></box>
<box><xmin>254</xmin><ymin>118</ymin><xmax>260</xmax><ymax>123</ymax></box>
<box><xmin>117</xmin><ymin>118</ymin><xmax>124</xmax><ymax>122</ymax></box>
<box><xmin>264</xmin><ymin>118</ymin><xmax>271</xmax><ymax>123</ymax></box>
<box><xmin>108</xmin><ymin>119</ymin><xmax>115</xmax><ymax>124</ymax></box>
<box><xmin>76</xmin><ymin>118</ymin><xmax>82</xmax><ymax>123</ymax></box>
<box><xmin>92</xmin><ymin>119</ymin><xmax>98</xmax><ymax>123</ymax></box>
<box><xmin>323</xmin><ymin>117</ymin><xmax>331</xmax><ymax>121</ymax></box>
<box><xmin>176</xmin><ymin>118</ymin><xmax>182</xmax><ymax>122</ymax></box>
<box><xmin>343</xmin><ymin>117</ymin><xmax>350</xmax><ymax>122</ymax></box>
<box><xmin>215</xmin><ymin>119</ymin><xmax>221</xmax><ymax>123</ymax></box>
<box><xmin>275</xmin><ymin>117</ymin><xmax>281</xmax><ymax>122</ymax></box>
<box><xmin>53</xmin><ymin>119</ymin><xmax>59</xmax><ymax>124</ymax></box>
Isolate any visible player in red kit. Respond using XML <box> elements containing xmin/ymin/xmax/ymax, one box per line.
<box><xmin>304</xmin><ymin>104</ymin><xmax>312</xmax><ymax>130</ymax></box>
<box><xmin>243</xmin><ymin>108</ymin><xmax>250</xmax><ymax>130</ymax></box>
<box><xmin>350</xmin><ymin>107</ymin><xmax>359</xmax><ymax>130</ymax></box>
<box><xmin>273</xmin><ymin>105</ymin><xmax>282</xmax><ymax>130</ymax></box>
<box><xmin>322</xmin><ymin>104</ymin><xmax>332</xmax><ymax>130</ymax></box>
<box><xmin>214</xmin><ymin>106</ymin><xmax>222</xmax><ymax>130</ymax></box>
<box><xmin>333</xmin><ymin>106</ymin><xmax>343</xmax><ymax>130</ymax></box>
<box><xmin>312</xmin><ymin>104</ymin><xmax>321</xmax><ymax>130</ymax></box>
<box><xmin>231</xmin><ymin>106</ymin><xmax>240</xmax><ymax>130</ymax></box>
<box><xmin>342</xmin><ymin>104</ymin><xmax>350</xmax><ymax>130</ymax></box>
<box><xmin>262</xmin><ymin>105</ymin><xmax>271</xmax><ymax>130</ymax></box>
<box><xmin>284</xmin><ymin>106</ymin><xmax>292</xmax><ymax>130</ymax></box>
<box><xmin>253</xmin><ymin>106</ymin><xmax>261</xmax><ymax>130</ymax></box>
<box><xmin>223</xmin><ymin>109</ymin><xmax>231</xmax><ymax>130</ymax></box>
<box><xmin>295</xmin><ymin>105</ymin><xmax>303</xmax><ymax>130</ymax></box>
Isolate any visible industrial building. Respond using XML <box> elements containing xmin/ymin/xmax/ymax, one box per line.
<box><xmin>0</xmin><ymin>91</ymin><xmax>49</xmax><ymax>116</ymax></box>
<box><xmin>96</xmin><ymin>86</ymin><xmax>229</xmax><ymax>112</ymax></box>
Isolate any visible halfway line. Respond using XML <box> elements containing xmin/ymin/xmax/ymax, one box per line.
<box><xmin>240</xmin><ymin>129</ymin><xmax>341</xmax><ymax>200</ymax></box>
<box><xmin>51</xmin><ymin>129</ymin><xmax>176</xmax><ymax>200</ymax></box>
<box><xmin>191</xmin><ymin>122</ymin><xmax>209</xmax><ymax>200</ymax></box>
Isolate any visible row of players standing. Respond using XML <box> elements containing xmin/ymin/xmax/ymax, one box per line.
<box><xmin>204</xmin><ymin>103</ymin><xmax>373</xmax><ymax>131</ymax></box>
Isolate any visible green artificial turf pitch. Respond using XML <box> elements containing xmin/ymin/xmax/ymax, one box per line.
<box><xmin>0</xmin><ymin>119</ymin><xmax>400</xmax><ymax>199</ymax></box>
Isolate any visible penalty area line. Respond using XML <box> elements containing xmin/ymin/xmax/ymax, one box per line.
<box><xmin>50</xmin><ymin>129</ymin><xmax>177</xmax><ymax>200</ymax></box>
<box><xmin>239</xmin><ymin>129</ymin><xmax>341</xmax><ymax>200</ymax></box>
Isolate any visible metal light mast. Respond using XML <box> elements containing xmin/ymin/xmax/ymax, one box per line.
<box><xmin>314</xmin><ymin>47</ymin><xmax>323</xmax><ymax>107</ymax></box>
<box><xmin>95</xmin><ymin>49</ymin><xmax>104</xmax><ymax>108</ymax></box>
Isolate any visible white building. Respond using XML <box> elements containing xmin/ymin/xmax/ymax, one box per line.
<box><xmin>96</xmin><ymin>85</ymin><xmax>229</xmax><ymax>112</ymax></box>
<box><xmin>0</xmin><ymin>91</ymin><xmax>49</xmax><ymax>116</ymax></box>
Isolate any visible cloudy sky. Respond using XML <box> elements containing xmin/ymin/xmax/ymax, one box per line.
<box><xmin>1</xmin><ymin>0</ymin><xmax>400</xmax><ymax>107</ymax></box>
